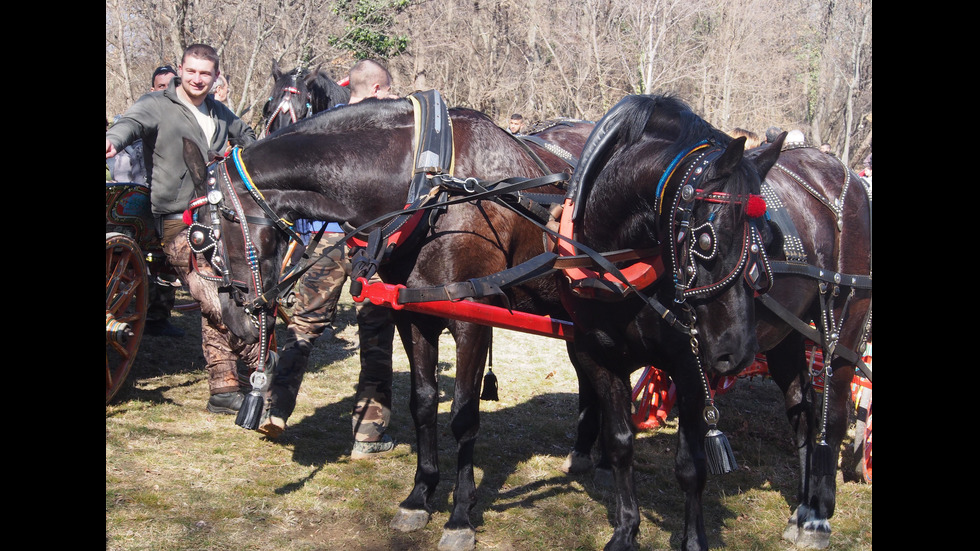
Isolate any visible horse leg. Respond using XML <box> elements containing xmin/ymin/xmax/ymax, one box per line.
<box><xmin>438</xmin><ymin>321</ymin><xmax>492</xmax><ymax>551</ymax></box>
<box><xmin>670</xmin><ymin>363</ymin><xmax>709</xmax><ymax>551</ymax></box>
<box><xmin>574</xmin><ymin>348</ymin><xmax>640</xmax><ymax>551</ymax></box>
<box><xmin>391</xmin><ymin>313</ymin><xmax>443</xmax><ymax>533</ymax></box>
<box><xmin>796</xmin><ymin>360</ymin><xmax>853</xmax><ymax>550</ymax></box>
<box><xmin>768</xmin><ymin>335</ymin><xmax>849</xmax><ymax>549</ymax></box>
<box><xmin>561</xmin><ymin>342</ymin><xmax>604</xmax><ymax>477</ymax></box>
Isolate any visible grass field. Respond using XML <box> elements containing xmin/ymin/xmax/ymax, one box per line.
<box><xmin>107</xmin><ymin>293</ymin><xmax>871</xmax><ymax>550</ymax></box>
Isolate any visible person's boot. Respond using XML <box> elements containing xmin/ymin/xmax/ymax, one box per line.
<box><xmin>351</xmin><ymin>434</ymin><xmax>395</xmax><ymax>459</ymax></box>
<box><xmin>257</xmin><ymin>334</ymin><xmax>313</xmax><ymax>438</ymax></box>
<box><xmin>207</xmin><ymin>391</ymin><xmax>244</xmax><ymax>414</ymax></box>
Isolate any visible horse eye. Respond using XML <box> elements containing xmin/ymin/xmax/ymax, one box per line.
<box><xmin>698</xmin><ymin>232</ymin><xmax>713</xmax><ymax>251</ymax></box>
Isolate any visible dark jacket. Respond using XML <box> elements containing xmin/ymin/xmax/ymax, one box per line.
<box><xmin>106</xmin><ymin>78</ymin><xmax>256</xmax><ymax>215</ymax></box>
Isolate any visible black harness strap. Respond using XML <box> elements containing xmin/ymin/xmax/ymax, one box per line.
<box><xmin>398</xmin><ymin>252</ymin><xmax>559</xmax><ymax>308</ymax></box>
<box><xmin>767</xmin><ymin>262</ymin><xmax>872</xmax><ymax>289</ymax></box>
<box><xmin>757</xmin><ymin>294</ymin><xmax>871</xmax><ymax>381</ymax></box>
<box><xmin>266</xmin><ymin>172</ymin><xmax>572</xmax><ymax>308</ymax></box>
<box><xmin>508</xmin><ymin>133</ymin><xmax>553</xmax><ymax>174</ymax></box>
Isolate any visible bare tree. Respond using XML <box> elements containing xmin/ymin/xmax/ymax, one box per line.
<box><xmin>107</xmin><ymin>0</ymin><xmax>870</xmax><ymax>156</ymax></box>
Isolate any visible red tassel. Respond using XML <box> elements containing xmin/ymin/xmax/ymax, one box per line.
<box><xmin>745</xmin><ymin>194</ymin><xmax>766</xmax><ymax>218</ymax></box>
<box><xmin>182</xmin><ymin>209</ymin><xmax>194</xmax><ymax>225</ymax></box>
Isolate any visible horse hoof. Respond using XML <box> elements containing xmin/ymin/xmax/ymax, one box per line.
<box><xmin>560</xmin><ymin>451</ymin><xmax>593</xmax><ymax>474</ymax></box>
<box><xmin>437</xmin><ymin>528</ymin><xmax>476</xmax><ymax>551</ymax></box>
<box><xmin>795</xmin><ymin>521</ymin><xmax>831</xmax><ymax>549</ymax></box>
<box><xmin>593</xmin><ymin>467</ymin><xmax>614</xmax><ymax>488</ymax></box>
<box><xmin>390</xmin><ymin>507</ymin><xmax>430</xmax><ymax>532</ymax></box>
<box><xmin>782</xmin><ymin>521</ymin><xmax>800</xmax><ymax>543</ymax></box>
<box><xmin>783</xmin><ymin>506</ymin><xmax>804</xmax><ymax>542</ymax></box>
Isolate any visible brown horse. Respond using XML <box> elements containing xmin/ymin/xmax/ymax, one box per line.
<box><xmin>182</xmin><ymin>98</ymin><xmax>593</xmax><ymax>549</ymax></box>
<box><xmin>747</xmin><ymin>142</ymin><xmax>872</xmax><ymax>549</ymax></box>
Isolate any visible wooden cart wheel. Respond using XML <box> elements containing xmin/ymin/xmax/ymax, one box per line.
<box><xmin>106</xmin><ymin>232</ymin><xmax>148</xmax><ymax>404</ymax></box>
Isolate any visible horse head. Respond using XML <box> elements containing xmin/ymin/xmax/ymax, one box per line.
<box><xmin>579</xmin><ymin>95</ymin><xmax>783</xmax><ymax>375</ymax></box>
<box><xmin>671</xmin><ymin>132</ymin><xmax>783</xmax><ymax>374</ymax></box>
<box><xmin>262</xmin><ymin>61</ymin><xmax>315</xmax><ymax>136</ymax></box>
<box><xmin>262</xmin><ymin>61</ymin><xmax>350</xmax><ymax>136</ymax></box>
<box><xmin>183</xmin><ymin>138</ymin><xmax>287</xmax><ymax>344</ymax></box>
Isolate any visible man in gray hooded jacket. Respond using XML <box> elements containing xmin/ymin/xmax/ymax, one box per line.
<box><xmin>106</xmin><ymin>44</ymin><xmax>258</xmax><ymax>414</ymax></box>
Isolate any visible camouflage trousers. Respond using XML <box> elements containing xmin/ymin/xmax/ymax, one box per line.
<box><xmin>270</xmin><ymin>236</ymin><xmax>395</xmax><ymax>442</ymax></box>
<box><xmin>162</xmin><ymin>219</ymin><xmax>260</xmax><ymax>396</ymax></box>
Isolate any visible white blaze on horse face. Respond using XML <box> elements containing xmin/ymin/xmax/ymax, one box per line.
<box><xmin>178</xmin><ymin>56</ymin><xmax>218</xmax><ymax>105</ymax></box>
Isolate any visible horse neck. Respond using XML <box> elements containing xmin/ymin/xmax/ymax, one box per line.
<box><xmin>245</xmin><ymin>124</ymin><xmax>415</xmax><ymax>227</ymax></box>
<box><xmin>580</xmin><ymin>138</ymin><xmax>680</xmax><ymax>251</ymax></box>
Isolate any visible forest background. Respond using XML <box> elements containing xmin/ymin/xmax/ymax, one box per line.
<box><xmin>106</xmin><ymin>0</ymin><xmax>871</xmax><ymax>167</ymax></box>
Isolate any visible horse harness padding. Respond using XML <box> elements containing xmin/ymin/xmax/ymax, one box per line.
<box><xmin>347</xmin><ymin>90</ymin><xmax>457</xmax><ymax>284</ymax></box>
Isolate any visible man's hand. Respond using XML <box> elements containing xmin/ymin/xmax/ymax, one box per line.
<box><xmin>106</xmin><ymin>139</ymin><xmax>117</xmax><ymax>159</ymax></box>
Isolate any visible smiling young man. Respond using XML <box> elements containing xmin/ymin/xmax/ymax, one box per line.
<box><xmin>106</xmin><ymin>44</ymin><xmax>258</xmax><ymax>414</ymax></box>
<box><xmin>107</xmin><ymin>44</ymin><xmax>254</xmax><ymax>228</ymax></box>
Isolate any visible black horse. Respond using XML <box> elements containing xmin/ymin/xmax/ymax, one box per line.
<box><xmin>260</xmin><ymin>60</ymin><xmax>350</xmax><ymax>136</ymax></box>
<box><xmin>556</xmin><ymin>95</ymin><xmax>783</xmax><ymax>550</ymax></box>
<box><xmin>182</xmin><ymin>98</ymin><xmax>593</xmax><ymax>549</ymax></box>
<box><xmin>746</xmin><ymin>142</ymin><xmax>872</xmax><ymax>549</ymax></box>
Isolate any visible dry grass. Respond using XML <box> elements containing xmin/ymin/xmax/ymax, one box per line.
<box><xmin>107</xmin><ymin>293</ymin><xmax>871</xmax><ymax>550</ymax></box>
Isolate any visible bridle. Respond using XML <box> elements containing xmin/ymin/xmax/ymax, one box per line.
<box><xmin>263</xmin><ymin>72</ymin><xmax>312</xmax><ymax>136</ymax></box>
<box><xmin>652</xmin><ymin>141</ymin><xmax>773</xmax><ymax>471</ymax></box>
<box><xmin>187</xmin><ymin>148</ymin><xmax>302</xmax><ymax>310</ymax></box>
<box><xmin>656</xmin><ymin>142</ymin><xmax>773</xmax><ymax>306</ymax></box>
<box><xmin>185</xmin><ymin>148</ymin><xmax>303</xmax><ymax>382</ymax></box>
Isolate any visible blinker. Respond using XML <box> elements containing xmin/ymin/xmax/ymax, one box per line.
<box><xmin>190</xmin><ymin>229</ymin><xmax>207</xmax><ymax>247</ymax></box>
<box><xmin>698</xmin><ymin>232</ymin><xmax>712</xmax><ymax>251</ymax></box>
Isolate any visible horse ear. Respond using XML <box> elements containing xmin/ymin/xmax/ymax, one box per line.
<box><xmin>715</xmin><ymin>136</ymin><xmax>747</xmax><ymax>178</ymax></box>
<box><xmin>306</xmin><ymin>64</ymin><xmax>323</xmax><ymax>86</ymax></box>
<box><xmin>183</xmin><ymin>138</ymin><xmax>209</xmax><ymax>196</ymax></box>
<box><xmin>752</xmin><ymin>132</ymin><xmax>786</xmax><ymax>180</ymax></box>
<box><xmin>271</xmin><ymin>59</ymin><xmax>283</xmax><ymax>81</ymax></box>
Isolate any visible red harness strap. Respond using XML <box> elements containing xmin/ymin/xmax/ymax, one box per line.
<box><xmin>345</xmin><ymin>205</ymin><xmax>427</xmax><ymax>251</ymax></box>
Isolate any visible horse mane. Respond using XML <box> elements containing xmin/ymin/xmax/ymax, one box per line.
<box><xmin>307</xmin><ymin>70</ymin><xmax>350</xmax><ymax>113</ymax></box>
<box><xmin>614</xmin><ymin>95</ymin><xmax>731</xmax><ymax>168</ymax></box>
<box><xmin>268</xmin><ymin>98</ymin><xmax>413</xmax><ymax>138</ymax></box>
<box><xmin>577</xmin><ymin>95</ymin><xmax>755</xmax><ymax>248</ymax></box>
